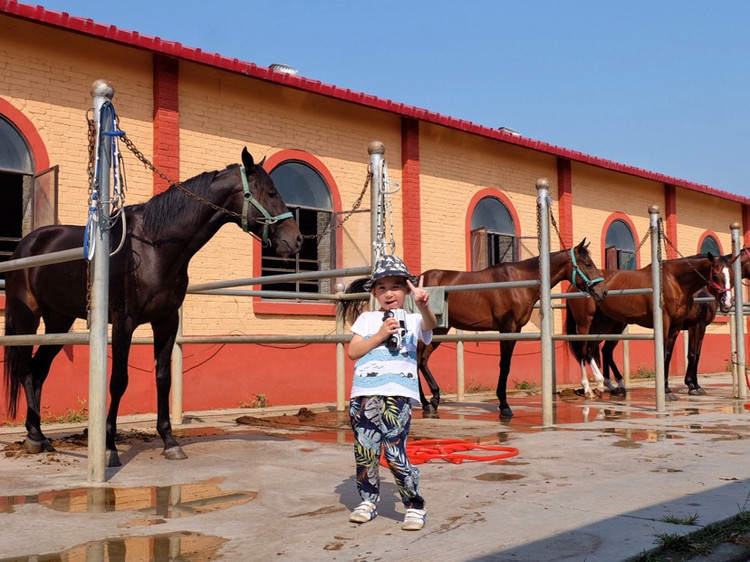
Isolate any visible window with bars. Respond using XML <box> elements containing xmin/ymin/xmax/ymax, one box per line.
<box><xmin>262</xmin><ymin>160</ymin><xmax>335</xmax><ymax>298</ymax></box>
<box><xmin>605</xmin><ymin>219</ymin><xmax>636</xmax><ymax>270</ymax></box>
<box><xmin>470</xmin><ymin>196</ymin><xmax>517</xmax><ymax>270</ymax></box>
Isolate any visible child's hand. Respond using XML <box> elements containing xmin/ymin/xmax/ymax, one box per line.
<box><xmin>407</xmin><ymin>276</ymin><xmax>430</xmax><ymax>308</ymax></box>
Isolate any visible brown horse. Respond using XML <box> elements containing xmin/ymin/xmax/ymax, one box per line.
<box><xmin>590</xmin><ymin>249</ymin><xmax>750</xmax><ymax>396</ymax></box>
<box><xmin>4</xmin><ymin>148</ymin><xmax>302</xmax><ymax>466</ymax></box>
<box><xmin>414</xmin><ymin>239</ymin><xmax>607</xmax><ymax>419</ymax></box>
<box><xmin>565</xmin><ymin>254</ymin><xmax>733</xmax><ymax>400</ymax></box>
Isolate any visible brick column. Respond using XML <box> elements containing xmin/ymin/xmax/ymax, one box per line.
<box><xmin>153</xmin><ymin>54</ymin><xmax>179</xmax><ymax>194</ymax></box>
<box><xmin>556</xmin><ymin>158</ymin><xmax>573</xmax><ymax>249</ymax></box>
<box><xmin>401</xmin><ymin>117</ymin><xmax>421</xmax><ymax>271</ymax></box>
<box><xmin>664</xmin><ymin>184</ymin><xmax>677</xmax><ymax>259</ymax></box>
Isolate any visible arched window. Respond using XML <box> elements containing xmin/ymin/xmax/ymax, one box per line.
<box><xmin>470</xmin><ymin>196</ymin><xmax>516</xmax><ymax>270</ymax></box>
<box><xmin>699</xmin><ymin>235</ymin><xmax>720</xmax><ymax>256</ymax></box>
<box><xmin>0</xmin><ymin>114</ymin><xmax>57</xmax><ymax>279</ymax></box>
<box><xmin>263</xmin><ymin>160</ymin><xmax>335</xmax><ymax>295</ymax></box>
<box><xmin>605</xmin><ymin>219</ymin><xmax>636</xmax><ymax>270</ymax></box>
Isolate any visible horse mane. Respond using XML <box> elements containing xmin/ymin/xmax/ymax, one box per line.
<box><xmin>141</xmin><ymin>170</ymin><xmax>221</xmax><ymax>236</ymax></box>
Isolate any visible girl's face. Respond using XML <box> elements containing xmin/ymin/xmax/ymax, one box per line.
<box><xmin>371</xmin><ymin>276</ymin><xmax>409</xmax><ymax>310</ymax></box>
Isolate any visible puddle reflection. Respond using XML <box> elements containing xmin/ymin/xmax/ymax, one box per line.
<box><xmin>0</xmin><ymin>477</ymin><xmax>255</xmax><ymax>517</ymax></box>
<box><xmin>0</xmin><ymin>531</ymin><xmax>226</xmax><ymax>562</ymax></box>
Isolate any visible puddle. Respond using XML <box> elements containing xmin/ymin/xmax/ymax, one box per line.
<box><xmin>0</xmin><ymin>531</ymin><xmax>226</xmax><ymax>561</ymax></box>
<box><xmin>599</xmin><ymin>427</ymin><xmax>685</xmax><ymax>444</ymax></box>
<box><xmin>475</xmin><ymin>472</ymin><xmax>525</xmax><ymax>482</ymax></box>
<box><xmin>0</xmin><ymin>476</ymin><xmax>255</xmax><ymax>517</ymax></box>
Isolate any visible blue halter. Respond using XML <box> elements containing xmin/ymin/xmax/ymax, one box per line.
<box><xmin>570</xmin><ymin>248</ymin><xmax>604</xmax><ymax>293</ymax></box>
<box><xmin>240</xmin><ymin>166</ymin><xmax>294</xmax><ymax>247</ymax></box>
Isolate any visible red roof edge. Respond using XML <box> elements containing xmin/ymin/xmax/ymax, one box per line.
<box><xmin>2</xmin><ymin>0</ymin><xmax>747</xmax><ymax>205</ymax></box>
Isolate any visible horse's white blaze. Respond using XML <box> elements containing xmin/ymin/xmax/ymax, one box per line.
<box><xmin>721</xmin><ymin>266</ymin><xmax>732</xmax><ymax>311</ymax></box>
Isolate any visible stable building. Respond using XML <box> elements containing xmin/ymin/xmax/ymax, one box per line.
<box><xmin>1</xmin><ymin>1</ymin><xmax>748</xmax><ymax>422</ymax></box>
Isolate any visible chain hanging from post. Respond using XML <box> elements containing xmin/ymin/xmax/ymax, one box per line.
<box><xmin>85</xmin><ymin>106</ymin><xmax>128</xmax><ymax>261</ymax></box>
<box><xmin>373</xmin><ymin>159</ymin><xmax>400</xmax><ymax>263</ymax></box>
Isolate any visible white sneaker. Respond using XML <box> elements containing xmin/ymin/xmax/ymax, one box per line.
<box><xmin>401</xmin><ymin>508</ymin><xmax>426</xmax><ymax>531</ymax></box>
<box><xmin>349</xmin><ymin>500</ymin><xmax>377</xmax><ymax>523</ymax></box>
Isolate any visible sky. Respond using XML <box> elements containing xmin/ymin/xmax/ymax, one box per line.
<box><xmin>34</xmin><ymin>0</ymin><xmax>750</xmax><ymax>199</ymax></box>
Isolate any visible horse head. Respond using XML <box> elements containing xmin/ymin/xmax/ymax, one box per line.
<box><xmin>240</xmin><ymin>147</ymin><xmax>302</xmax><ymax>258</ymax></box>
<box><xmin>706</xmin><ymin>252</ymin><xmax>733</xmax><ymax>313</ymax></box>
<box><xmin>570</xmin><ymin>238</ymin><xmax>607</xmax><ymax>302</ymax></box>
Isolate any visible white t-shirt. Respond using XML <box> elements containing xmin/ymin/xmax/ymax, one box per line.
<box><xmin>349</xmin><ymin>310</ymin><xmax>433</xmax><ymax>403</ymax></box>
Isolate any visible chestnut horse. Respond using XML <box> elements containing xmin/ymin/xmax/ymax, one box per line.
<box><xmin>4</xmin><ymin>148</ymin><xmax>302</xmax><ymax>466</ymax></box>
<box><xmin>409</xmin><ymin>239</ymin><xmax>607</xmax><ymax>419</ymax></box>
<box><xmin>585</xmin><ymin>249</ymin><xmax>750</xmax><ymax>396</ymax></box>
<box><xmin>565</xmin><ymin>254</ymin><xmax>733</xmax><ymax>400</ymax></box>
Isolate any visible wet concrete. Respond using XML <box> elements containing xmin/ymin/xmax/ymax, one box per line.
<box><xmin>2</xmin><ymin>373</ymin><xmax>750</xmax><ymax>561</ymax></box>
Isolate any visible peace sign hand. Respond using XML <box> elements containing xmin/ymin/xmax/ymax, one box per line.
<box><xmin>407</xmin><ymin>276</ymin><xmax>429</xmax><ymax>308</ymax></box>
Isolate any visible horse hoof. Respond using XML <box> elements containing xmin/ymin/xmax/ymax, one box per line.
<box><xmin>696</xmin><ymin>388</ymin><xmax>707</xmax><ymax>396</ymax></box>
<box><xmin>499</xmin><ymin>406</ymin><xmax>513</xmax><ymax>421</ymax></box>
<box><xmin>25</xmin><ymin>438</ymin><xmax>55</xmax><ymax>454</ymax></box>
<box><xmin>666</xmin><ymin>392</ymin><xmax>679</xmax><ymax>402</ymax></box>
<box><xmin>163</xmin><ymin>446</ymin><xmax>188</xmax><ymax>460</ymax></box>
<box><xmin>107</xmin><ymin>450</ymin><xmax>122</xmax><ymax>468</ymax></box>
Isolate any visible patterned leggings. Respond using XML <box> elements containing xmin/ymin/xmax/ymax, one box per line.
<box><xmin>349</xmin><ymin>395</ymin><xmax>424</xmax><ymax>509</ymax></box>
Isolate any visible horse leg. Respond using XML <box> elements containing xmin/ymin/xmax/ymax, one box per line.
<box><xmin>579</xmin><ymin>359</ymin><xmax>595</xmax><ymax>398</ymax></box>
<box><xmin>586</xmin><ymin>343</ymin><xmax>606</xmax><ymax>397</ymax></box>
<box><xmin>685</xmin><ymin>324</ymin><xmax>707</xmax><ymax>395</ymax></box>
<box><xmin>664</xmin><ymin>331</ymin><xmax>679</xmax><ymax>401</ymax></box>
<box><xmin>105</xmin><ymin>318</ymin><xmax>136</xmax><ymax>468</ymax></box>
<box><xmin>152</xmin><ymin>313</ymin><xmax>186</xmax><ymax>460</ymax></box>
<box><xmin>601</xmin><ymin>340</ymin><xmax>626</xmax><ymax>395</ymax></box>
<box><xmin>24</xmin><ymin>312</ymin><xmax>75</xmax><ymax>454</ymax></box>
<box><xmin>417</xmin><ymin>341</ymin><xmax>442</xmax><ymax>416</ymax></box>
<box><xmin>497</xmin><ymin>340</ymin><xmax>516</xmax><ymax>420</ymax></box>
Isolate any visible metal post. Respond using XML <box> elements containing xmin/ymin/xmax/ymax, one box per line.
<box><xmin>649</xmin><ymin>206</ymin><xmax>666</xmax><ymax>412</ymax></box>
<box><xmin>368</xmin><ymin>141</ymin><xmax>384</xmax><ymax>269</ymax></box>
<box><xmin>456</xmin><ymin>330</ymin><xmax>465</xmax><ymax>402</ymax></box>
<box><xmin>730</xmin><ymin>312</ymin><xmax>738</xmax><ymax>396</ymax></box>
<box><xmin>537</xmin><ymin>179</ymin><xmax>554</xmax><ymax>427</ymax></box>
<box><xmin>731</xmin><ymin>222</ymin><xmax>746</xmax><ymax>399</ymax></box>
<box><xmin>622</xmin><ymin>326</ymin><xmax>631</xmax><ymax>387</ymax></box>
<box><xmin>88</xmin><ymin>79</ymin><xmax>113</xmax><ymax>482</ymax></box>
<box><xmin>335</xmin><ymin>283</ymin><xmax>346</xmax><ymax>411</ymax></box>
<box><xmin>170</xmin><ymin>307</ymin><xmax>184</xmax><ymax>425</ymax></box>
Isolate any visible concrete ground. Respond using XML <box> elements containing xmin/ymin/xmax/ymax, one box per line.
<box><xmin>2</xmin><ymin>372</ymin><xmax>750</xmax><ymax>561</ymax></box>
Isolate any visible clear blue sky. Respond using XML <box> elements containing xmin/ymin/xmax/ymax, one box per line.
<box><xmin>36</xmin><ymin>0</ymin><xmax>750</xmax><ymax>198</ymax></box>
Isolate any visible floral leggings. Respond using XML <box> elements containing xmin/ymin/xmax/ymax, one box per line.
<box><xmin>349</xmin><ymin>395</ymin><xmax>424</xmax><ymax>509</ymax></box>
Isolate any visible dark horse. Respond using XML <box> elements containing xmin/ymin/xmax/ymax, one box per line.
<box><xmin>565</xmin><ymin>254</ymin><xmax>733</xmax><ymax>400</ymax></box>
<box><xmin>4</xmin><ymin>147</ymin><xmax>302</xmax><ymax>466</ymax></box>
<box><xmin>341</xmin><ymin>240</ymin><xmax>606</xmax><ymax>419</ymax></box>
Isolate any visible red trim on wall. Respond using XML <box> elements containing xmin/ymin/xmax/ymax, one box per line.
<box><xmin>401</xmin><ymin>118</ymin><xmax>421</xmax><ymax>272</ymax></box>
<box><xmin>253</xmin><ymin>149</ymin><xmax>343</xmax><ymax>316</ymax></box>
<box><xmin>465</xmin><ymin>188</ymin><xmax>523</xmax><ymax>269</ymax></box>
<box><xmin>152</xmin><ymin>54</ymin><xmax>179</xmax><ymax>194</ymax></box>
<box><xmin>0</xmin><ymin>97</ymin><xmax>50</xmax><ymax>172</ymax></box>
<box><xmin>556</xmin><ymin>158</ymin><xmax>573</xmax><ymax>248</ymax></box>
<box><xmin>601</xmin><ymin>212</ymin><xmax>641</xmax><ymax>269</ymax></box>
<box><xmin>743</xmin><ymin>206</ymin><xmax>750</xmax><ymax>247</ymax></box>
<box><xmin>664</xmin><ymin>184</ymin><xmax>678</xmax><ymax>259</ymax></box>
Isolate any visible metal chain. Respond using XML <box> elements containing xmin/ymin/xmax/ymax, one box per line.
<box><xmin>547</xmin><ymin>205</ymin><xmax>566</xmax><ymax>248</ymax></box>
<box><xmin>659</xmin><ymin>217</ymin><xmax>714</xmax><ymax>285</ymax></box>
<box><xmin>620</xmin><ymin>225</ymin><xmax>652</xmax><ymax>270</ymax></box>
<box><xmin>302</xmin><ymin>168</ymin><xmax>372</xmax><ymax>240</ymax></box>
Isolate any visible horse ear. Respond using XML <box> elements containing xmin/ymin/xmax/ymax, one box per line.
<box><xmin>242</xmin><ymin>147</ymin><xmax>256</xmax><ymax>173</ymax></box>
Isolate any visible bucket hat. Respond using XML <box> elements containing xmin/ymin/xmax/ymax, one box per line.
<box><xmin>364</xmin><ymin>254</ymin><xmax>417</xmax><ymax>291</ymax></box>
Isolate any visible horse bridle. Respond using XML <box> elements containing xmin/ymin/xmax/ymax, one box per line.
<box><xmin>570</xmin><ymin>248</ymin><xmax>605</xmax><ymax>295</ymax></box>
<box><xmin>240</xmin><ymin>165</ymin><xmax>294</xmax><ymax>247</ymax></box>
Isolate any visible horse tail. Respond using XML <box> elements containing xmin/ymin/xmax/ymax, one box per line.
<box><xmin>341</xmin><ymin>278</ymin><xmax>370</xmax><ymax>325</ymax></box>
<box><xmin>564</xmin><ymin>301</ymin><xmax>586</xmax><ymax>363</ymax></box>
<box><xmin>4</xmin><ymin>306</ymin><xmax>22</xmax><ymax>419</ymax></box>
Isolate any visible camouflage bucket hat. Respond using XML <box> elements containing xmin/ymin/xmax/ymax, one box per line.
<box><xmin>363</xmin><ymin>255</ymin><xmax>417</xmax><ymax>291</ymax></box>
